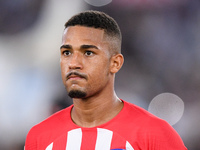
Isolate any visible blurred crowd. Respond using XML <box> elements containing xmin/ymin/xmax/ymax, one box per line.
<box><xmin>0</xmin><ymin>0</ymin><xmax>200</xmax><ymax>149</ymax></box>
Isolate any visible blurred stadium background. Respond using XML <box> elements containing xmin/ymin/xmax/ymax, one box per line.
<box><xmin>0</xmin><ymin>0</ymin><xmax>200</xmax><ymax>149</ymax></box>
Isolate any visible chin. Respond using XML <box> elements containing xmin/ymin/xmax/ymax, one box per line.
<box><xmin>68</xmin><ymin>90</ymin><xmax>87</xmax><ymax>98</ymax></box>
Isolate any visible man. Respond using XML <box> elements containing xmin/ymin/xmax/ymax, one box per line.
<box><xmin>25</xmin><ymin>10</ymin><xmax>187</xmax><ymax>150</ymax></box>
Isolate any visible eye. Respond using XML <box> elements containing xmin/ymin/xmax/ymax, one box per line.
<box><xmin>63</xmin><ymin>50</ymin><xmax>71</xmax><ymax>56</ymax></box>
<box><xmin>85</xmin><ymin>51</ymin><xmax>94</xmax><ymax>56</ymax></box>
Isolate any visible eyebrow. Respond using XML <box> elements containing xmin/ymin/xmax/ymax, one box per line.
<box><xmin>60</xmin><ymin>44</ymin><xmax>99</xmax><ymax>50</ymax></box>
<box><xmin>80</xmin><ymin>45</ymin><xmax>99</xmax><ymax>50</ymax></box>
<box><xmin>60</xmin><ymin>45</ymin><xmax>72</xmax><ymax>50</ymax></box>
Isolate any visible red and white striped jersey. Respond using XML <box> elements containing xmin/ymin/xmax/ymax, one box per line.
<box><xmin>25</xmin><ymin>100</ymin><xmax>187</xmax><ymax>150</ymax></box>
<box><xmin>45</xmin><ymin>128</ymin><xmax>134</xmax><ymax>150</ymax></box>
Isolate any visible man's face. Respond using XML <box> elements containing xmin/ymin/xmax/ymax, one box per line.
<box><xmin>60</xmin><ymin>26</ymin><xmax>113</xmax><ymax>99</ymax></box>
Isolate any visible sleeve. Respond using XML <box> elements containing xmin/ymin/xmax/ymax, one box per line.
<box><xmin>158</xmin><ymin>123</ymin><xmax>187</xmax><ymax>150</ymax></box>
<box><xmin>24</xmin><ymin>127</ymin><xmax>38</xmax><ymax>150</ymax></box>
<box><xmin>143</xmin><ymin>119</ymin><xmax>188</xmax><ymax>150</ymax></box>
<box><xmin>135</xmin><ymin>115</ymin><xmax>187</xmax><ymax>150</ymax></box>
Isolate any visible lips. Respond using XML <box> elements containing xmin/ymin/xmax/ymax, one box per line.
<box><xmin>68</xmin><ymin>75</ymin><xmax>83</xmax><ymax>80</ymax></box>
<box><xmin>66</xmin><ymin>71</ymin><xmax>87</xmax><ymax>81</ymax></box>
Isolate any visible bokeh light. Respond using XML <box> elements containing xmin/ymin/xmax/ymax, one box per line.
<box><xmin>84</xmin><ymin>0</ymin><xmax>112</xmax><ymax>7</ymax></box>
<box><xmin>148</xmin><ymin>93</ymin><xmax>184</xmax><ymax>126</ymax></box>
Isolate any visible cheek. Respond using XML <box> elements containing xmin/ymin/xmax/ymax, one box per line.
<box><xmin>60</xmin><ymin>61</ymin><xmax>68</xmax><ymax>81</ymax></box>
<box><xmin>60</xmin><ymin>59</ymin><xmax>68</xmax><ymax>70</ymax></box>
<box><xmin>89</xmin><ymin>60</ymin><xmax>110</xmax><ymax>81</ymax></box>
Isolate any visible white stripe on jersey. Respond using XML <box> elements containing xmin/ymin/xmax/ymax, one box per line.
<box><xmin>95</xmin><ymin>128</ymin><xmax>113</xmax><ymax>150</ymax></box>
<box><xmin>126</xmin><ymin>141</ymin><xmax>134</xmax><ymax>150</ymax></box>
<box><xmin>66</xmin><ymin>128</ymin><xmax>82</xmax><ymax>150</ymax></box>
<box><xmin>45</xmin><ymin>142</ymin><xmax>53</xmax><ymax>150</ymax></box>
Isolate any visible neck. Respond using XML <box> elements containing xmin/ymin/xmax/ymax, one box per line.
<box><xmin>71</xmin><ymin>92</ymin><xmax>123</xmax><ymax>128</ymax></box>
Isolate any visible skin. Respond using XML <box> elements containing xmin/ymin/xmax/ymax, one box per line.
<box><xmin>60</xmin><ymin>26</ymin><xmax>124</xmax><ymax>127</ymax></box>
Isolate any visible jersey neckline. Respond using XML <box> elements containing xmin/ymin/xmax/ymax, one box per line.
<box><xmin>67</xmin><ymin>99</ymin><xmax>127</xmax><ymax>129</ymax></box>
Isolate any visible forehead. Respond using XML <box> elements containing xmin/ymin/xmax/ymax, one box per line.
<box><xmin>62</xmin><ymin>26</ymin><xmax>106</xmax><ymax>45</ymax></box>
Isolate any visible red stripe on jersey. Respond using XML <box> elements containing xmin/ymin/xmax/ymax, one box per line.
<box><xmin>81</xmin><ymin>128</ymin><xmax>97</xmax><ymax>150</ymax></box>
<box><xmin>110</xmin><ymin>132</ymin><xmax>126</xmax><ymax>149</ymax></box>
<box><xmin>52</xmin><ymin>133</ymin><xmax>67</xmax><ymax>149</ymax></box>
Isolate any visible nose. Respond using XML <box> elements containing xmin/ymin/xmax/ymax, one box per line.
<box><xmin>69</xmin><ymin>52</ymin><xmax>83</xmax><ymax>70</ymax></box>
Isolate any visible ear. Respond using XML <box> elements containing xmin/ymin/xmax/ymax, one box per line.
<box><xmin>110</xmin><ymin>53</ymin><xmax>124</xmax><ymax>74</ymax></box>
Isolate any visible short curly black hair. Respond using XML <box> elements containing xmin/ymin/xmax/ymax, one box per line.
<box><xmin>64</xmin><ymin>10</ymin><xmax>122</xmax><ymax>53</ymax></box>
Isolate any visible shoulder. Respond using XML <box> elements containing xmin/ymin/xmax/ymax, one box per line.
<box><xmin>32</xmin><ymin>105</ymin><xmax>72</xmax><ymax>131</ymax></box>
<box><xmin>123</xmin><ymin>100</ymin><xmax>175</xmax><ymax>133</ymax></box>
<box><xmin>122</xmin><ymin>100</ymin><xmax>187</xmax><ymax>149</ymax></box>
<box><xmin>25</xmin><ymin>105</ymin><xmax>73</xmax><ymax>149</ymax></box>
<box><xmin>122</xmin><ymin>100</ymin><xmax>161</xmax><ymax>122</ymax></box>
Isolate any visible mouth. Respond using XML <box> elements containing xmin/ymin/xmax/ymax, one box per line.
<box><xmin>68</xmin><ymin>75</ymin><xmax>83</xmax><ymax>80</ymax></box>
<box><xmin>66</xmin><ymin>72</ymin><xmax>87</xmax><ymax>81</ymax></box>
